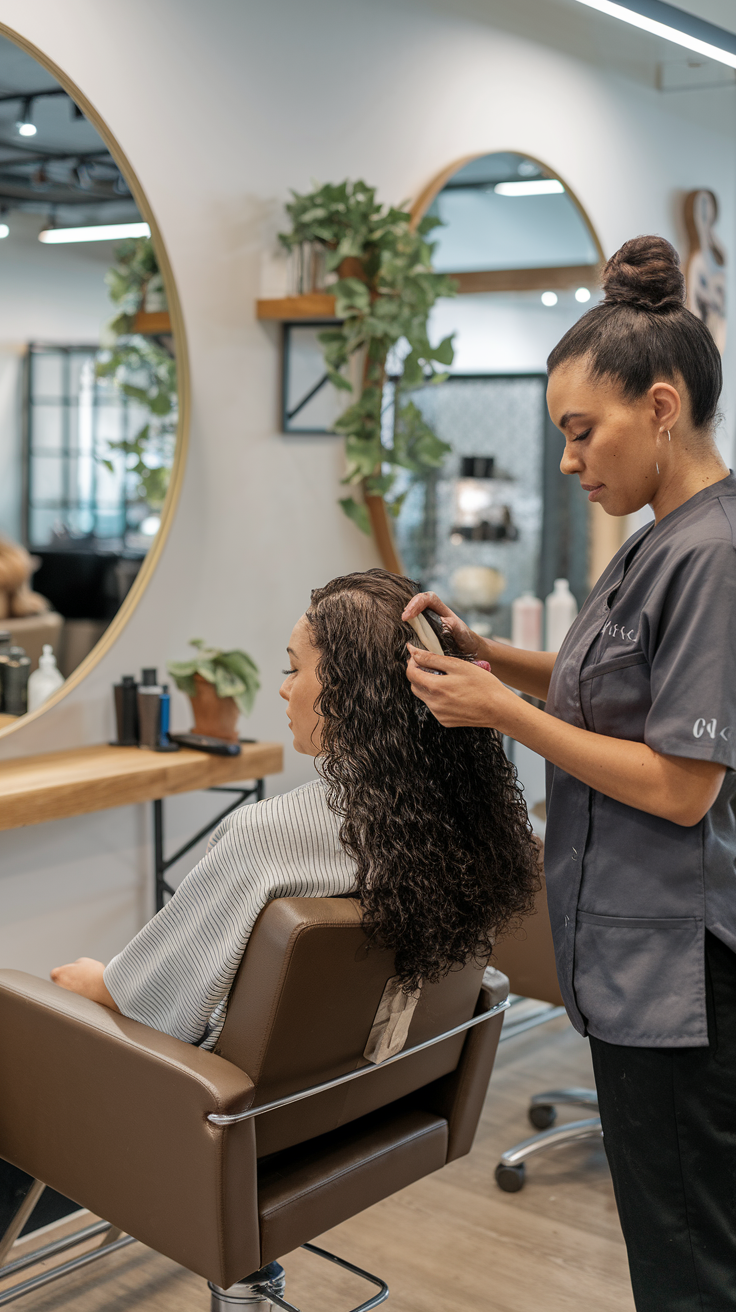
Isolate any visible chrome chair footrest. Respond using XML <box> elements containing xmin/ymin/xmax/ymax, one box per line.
<box><xmin>210</xmin><ymin>1243</ymin><xmax>389</xmax><ymax>1312</ymax></box>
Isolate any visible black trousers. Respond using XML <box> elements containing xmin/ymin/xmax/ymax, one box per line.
<box><xmin>590</xmin><ymin>931</ymin><xmax>736</xmax><ymax>1312</ymax></box>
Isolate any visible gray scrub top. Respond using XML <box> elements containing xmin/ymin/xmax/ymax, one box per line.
<box><xmin>545</xmin><ymin>472</ymin><xmax>736</xmax><ymax>1048</ymax></box>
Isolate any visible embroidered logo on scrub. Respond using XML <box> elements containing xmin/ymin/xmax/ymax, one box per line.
<box><xmin>600</xmin><ymin>618</ymin><xmax>637</xmax><ymax>642</ymax></box>
<box><xmin>693</xmin><ymin>718</ymin><xmax>730</xmax><ymax>741</ymax></box>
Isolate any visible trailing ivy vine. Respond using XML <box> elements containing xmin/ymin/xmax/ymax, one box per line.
<box><xmin>96</xmin><ymin>237</ymin><xmax>177</xmax><ymax>510</ymax></box>
<box><xmin>279</xmin><ymin>180</ymin><xmax>456</xmax><ymax>532</ymax></box>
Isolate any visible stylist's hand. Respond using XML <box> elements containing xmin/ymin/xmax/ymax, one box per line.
<box><xmin>406</xmin><ymin>645</ymin><xmax>517</xmax><ymax>730</ymax></box>
<box><xmin>51</xmin><ymin>958</ymin><xmax>120</xmax><ymax>1011</ymax></box>
<box><xmin>402</xmin><ymin>591</ymin><xmax>479</xmax><ymax>656</ymax></box>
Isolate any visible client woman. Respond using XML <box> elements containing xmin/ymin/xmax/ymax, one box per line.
<box><xmin>52</xmin><ymin>568</ymin><xmax>539</xmax><ymax>1047</ymax></box>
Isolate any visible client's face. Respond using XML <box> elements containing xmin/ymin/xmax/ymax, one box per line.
<box><xmin>278</xmin><ymin>615</ymin><xmax>323</xmax><ymax>756</ymax></box>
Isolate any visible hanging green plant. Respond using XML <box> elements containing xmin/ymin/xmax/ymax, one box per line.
<box><xmin>96</xmin><ymin>236</ymin><xmax>177</xmax><ymax>509</ymax></box>
<box><xmin>279</xmin><ymin>180</ymin><xmax>457</xmax><ymax>532</ymax></box>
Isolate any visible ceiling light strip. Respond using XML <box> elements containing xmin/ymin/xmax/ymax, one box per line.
<box><xmin>573</xmin><ymin>0</ymin><xmax>736</xmax><ymax>69</ymax></box>
<box><xmin>38</xmin><ymin>221</ymin><xmax>150</xmax><ymax>245</ymax></box>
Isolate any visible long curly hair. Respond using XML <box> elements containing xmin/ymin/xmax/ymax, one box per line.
<box><xmin>306</xmin><ymin>568</ymin><xmax>539</xmax><ymax>991</ymax></box>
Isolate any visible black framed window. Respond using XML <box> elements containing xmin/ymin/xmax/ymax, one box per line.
<box><xmin>23</xmin><ymin>343</ymin><xmax>152</xmax><ymax>550</ymax></box>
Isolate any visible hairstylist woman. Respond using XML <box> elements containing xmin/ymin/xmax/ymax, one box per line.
<box><xmin>404</xmin><ymin>236</ymin><xmax>736</xmax><ymax>1312</ymax></box>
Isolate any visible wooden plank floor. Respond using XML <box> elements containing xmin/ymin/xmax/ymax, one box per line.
<box><xmin>1</xmin><ymin>1017</ymin><xmax>635</xmax><ymax>1311</ymax></box>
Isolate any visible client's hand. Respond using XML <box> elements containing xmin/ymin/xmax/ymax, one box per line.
<box><xmin>401</xmin><ymin>591</ymin><xmax>480</xmax><ymax>656</ymax></box>
<box><xmin>406</xmin><ymin>645</ymin><xmax>517</xmax><ymax>731</ymax></box>
<box><xmin>50</xmin><ymin>958</ymin><xmax>120</xmax><ymax>1012</ymax></box>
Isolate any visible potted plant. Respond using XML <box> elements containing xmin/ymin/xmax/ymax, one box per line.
<box><xmin>278</xmin><ymin>180</ymin><xmax>457</xmax><ymax>534</ymax></box>
<box><xmin>167</xmin><ymin>639</ymin><xmax>260</xmax><ymax>743</ymax></box>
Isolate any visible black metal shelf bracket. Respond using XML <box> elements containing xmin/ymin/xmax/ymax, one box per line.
<box><xmin>152</xmin><ymin>780</ymin><xmax>264</xmax><ymax>913</ymax></box>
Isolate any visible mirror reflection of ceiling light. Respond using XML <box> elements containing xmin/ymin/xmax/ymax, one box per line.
<box><xmin>575</xmin><ymin>287</ymin><xmax>592</xmax><ymax>302</ymax></box>
<box><xmin>0</xmin><ymin>225</ymin><xmax>9</xmax><ymax>239</ymax></box>
<box><xmin>38</xmin><ymin>221</ymin><xmax>150</xmax><ymax>244</ymax></box>
<box><xmin>572</xmin><ymin>0</ymin><xmax>736</xmax><ymax>70</ymax></box>
<box><xmin>140</xmin><ymin>515</ymin><xmax>161</xmax><ymax>537</ymax></box>
<box><xmin>16</xmin><ymin>99</ymin><xmax>36</xmax><ymax>137</ymax></box>
<box><xmin>494</xmin><ymin>180</ymin><xmax>564</xmax><ymax>197</ymax></box>
<box><xmin>541</xmin><ymin>291</ymin><xmax>558</xmax><ymax>306</ymax></box>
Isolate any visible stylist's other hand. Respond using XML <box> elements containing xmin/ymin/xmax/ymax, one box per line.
<box><xmin>406</xmin><ymin>645</ymin><xmax>516</xmax><ymax>730</ymax></box>
<box><xmin>51</xmin><ymin>957</ymin><xmax>120</xmax><ymax>1011</ymax></box>
<box><xmin>402</xmin><ymin>591</ymin><xmax>478</xmax><ymax>656</ymax></box>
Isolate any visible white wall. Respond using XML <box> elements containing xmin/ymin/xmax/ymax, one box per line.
<box><xmin>0</xmin><ymin>0</ymin><xmax>733</xmax><ymax>978</ymax></box>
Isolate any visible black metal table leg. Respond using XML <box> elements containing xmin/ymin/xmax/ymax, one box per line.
<box><xmin>152</xmin><ymin>780</ymin><xmax>264</xmax><ymax>914</ymax></box>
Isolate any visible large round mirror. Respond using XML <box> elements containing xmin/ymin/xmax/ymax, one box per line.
<box><xmin>0</xmin><ymin>30</ymin><xmax>185</xmax><ymax>733</ymax></box>
<box><xmin>391</xmin><ymin>150</ymin><xmax>603</xmax><ymax>638</ymax></box>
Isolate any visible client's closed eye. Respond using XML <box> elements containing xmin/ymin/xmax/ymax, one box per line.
<box><xmin>282</xmin><ymin>668</ymin><xmax>297</xmax><ymax>676</ymax></box>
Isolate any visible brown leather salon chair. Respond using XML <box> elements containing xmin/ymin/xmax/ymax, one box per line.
<box><xmin>0</xmin><ymin>897</ymin><xmax>508</xmax><ymax>1310</ymax></box>
<box><xmin>491</xmin><ymin>874</ymin><xmax>601</xmax><ymax>1192</ymax></box>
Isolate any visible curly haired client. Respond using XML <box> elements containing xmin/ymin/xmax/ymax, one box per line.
<box><xmin>51</xmin><ymin>569</ymin><xmax>538</xmax><ymax>1046</ymax></box>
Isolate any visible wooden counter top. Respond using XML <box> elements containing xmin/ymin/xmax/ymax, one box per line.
<box><xmin>0</xmin><ymin>741</ymin><xmax>283</xmax><ymax>831</ymax></box>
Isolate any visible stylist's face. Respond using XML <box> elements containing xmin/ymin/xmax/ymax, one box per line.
<box><xmin>278</xmin><ymin>615</ymin><xmax>323</xmax><ymax>756</ymax></box>
<box><xmin>547</xmin><ymin>359</ymin><xmax>681</xmax><ymax>517</ymax></box>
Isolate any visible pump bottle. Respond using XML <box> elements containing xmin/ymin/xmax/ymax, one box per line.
<box><xmin>545</xmin><ymin>579</ymin><xmax>578</xmax><ymax>652</ymax></box>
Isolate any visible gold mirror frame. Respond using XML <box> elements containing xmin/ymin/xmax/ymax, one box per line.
<box><xmin>0</xmin><ymin>22</ymin><xmax>189</xmax><ymax>740</ymax></box>
<box><xmin>370</xmin><ymin>150</ymin><xmax>607</xmax><ymax>582</ymax></box>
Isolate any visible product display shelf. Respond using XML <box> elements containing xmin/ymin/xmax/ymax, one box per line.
<box><xmin>0</xmin><ymin>740</ymin><xmax>283</xmax><ymax>831</ymax></box>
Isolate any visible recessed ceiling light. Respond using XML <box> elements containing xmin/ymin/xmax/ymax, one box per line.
<box><xmin>495</xmin><ymin>180</ymin><xmax>564</xmax><ymax>197</ymax></box>
<box><xmin>38</xmin><ymin>221</ymin><xmax>151</xmax><ymax>244</ymax></box>
<box><xmin>575</xmin><ymin>287</ymin><xmax>592</xmax><ymax>302</ymax></box>
<box><xmin>571</xmin><ymin>0</ymin><xmax>736</xmax><ymax>70</ymax></box>
<box><xmin>541</xmin><ymin>291</ymin><xmax>558</xmax><ymax>307</ymax></box>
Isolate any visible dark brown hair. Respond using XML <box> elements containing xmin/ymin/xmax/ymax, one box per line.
<box><xmin>306</xmin><ymin>568</ymin><xmax>539</xmax><ymax>991</ymax></box>
<box><xmin>547</xmin><ymin>235</ymin><xmax>722</xmax><ymax>429</ymax></box>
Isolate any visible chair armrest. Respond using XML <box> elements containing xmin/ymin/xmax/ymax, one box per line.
<box><xmin>0</xmin><ymin>970</ymin><xmax>261</xmax><ymax>1286</ymax></box>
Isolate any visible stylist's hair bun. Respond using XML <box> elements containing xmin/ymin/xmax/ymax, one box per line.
<box><xmin>602</xmin><ymin>235</ymin><xmax>686</xmax><ymax>313</ymax></box>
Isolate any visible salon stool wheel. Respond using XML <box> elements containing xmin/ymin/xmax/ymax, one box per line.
<box><xmin>495</xmin><ymin>1162</ymin><xmax>526</xmax><ymax>1193</ymax></box>
<box><xmin>529</xmin><ymin>1103</ymin><xmax>557</xmax><ymax>1130</ymax></box>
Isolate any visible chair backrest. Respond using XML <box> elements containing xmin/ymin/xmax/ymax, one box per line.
<box><xmin>214</xmin><ymin>897</ymin><xmax>486</xmax><ymax>1156</ymax></box>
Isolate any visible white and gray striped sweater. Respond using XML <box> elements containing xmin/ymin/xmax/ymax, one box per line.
<box><xmin>104</xmin><ymin>779</ymin><xmax>356</xmax><ymax>1050</ymax></box>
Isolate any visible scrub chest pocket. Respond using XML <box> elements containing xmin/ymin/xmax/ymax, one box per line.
<box><xmin>580</xmin><ymin>651</ymin><xmax>649</xmax><ymax>741</ymax></box>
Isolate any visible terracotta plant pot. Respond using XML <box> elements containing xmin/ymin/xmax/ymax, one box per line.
<box><xmin>188</xmin><ymin>673</ymin><xmax>240</xmax><ymax>743</ymax></box>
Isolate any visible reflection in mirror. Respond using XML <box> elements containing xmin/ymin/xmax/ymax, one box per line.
<box><xmin>0</xmin><ymin>35</ymin><xmax>177</xmax><ymax>729</ymax></box>
<box><xmin>392</xmin><ymin>151</ymin><xmax>602</xmax><ymax>638</ymax></box>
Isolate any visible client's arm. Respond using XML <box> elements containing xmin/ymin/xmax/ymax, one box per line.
<box><xmin>51</xmin><ymin>958</ymin><xmax>120</xmax><ymax>1011</ymax></box>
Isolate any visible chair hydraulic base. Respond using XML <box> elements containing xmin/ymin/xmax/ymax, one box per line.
<box><xmin>209</xmin><ymin>1243</ymin><xmax>389</xmax><ymax>1312</ymax></box>
<box><xmin>495</xmin><ymin>1088</ymin><xmax>602</xmax><ymax>1192</ymax></box>
<box><xmin>0</xmin><ymin>1181</ymin><xmax>388</xmax><ymax>1312</ymax></box>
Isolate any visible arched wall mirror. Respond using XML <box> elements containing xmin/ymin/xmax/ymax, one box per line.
<box><xmin>0</xmin><ymin>27</ymin><xmax>187</xmax><ymax>736</ymax></box>
<box><xmin>386</xmin><ymin>150</ymin><xmax>603</xmax><ymax>639</ymax></box>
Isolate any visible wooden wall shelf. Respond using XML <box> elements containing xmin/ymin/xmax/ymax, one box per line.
<box><xmin>255</xmin><ymin>265</ymin><xmax>601</xmax><ymax>321</ymax></box>
<box><xmin>256</xmin><ymin>295</ymin><xmax>338</xmax><ymax>321</ymax></box>
<box><xmin>133</xmin><ymin>310</ymin><xmax>172</xmax><ymax>334</ymax></box>
<box><xmin>0</xmin><ymin>741</ymin><xmax>283</xmax><ymax>831</ymax></box>
<box><xmin>450</xmin><ymin>264</ymin><xmax>602</xmax><ymax>294</ymax></box>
